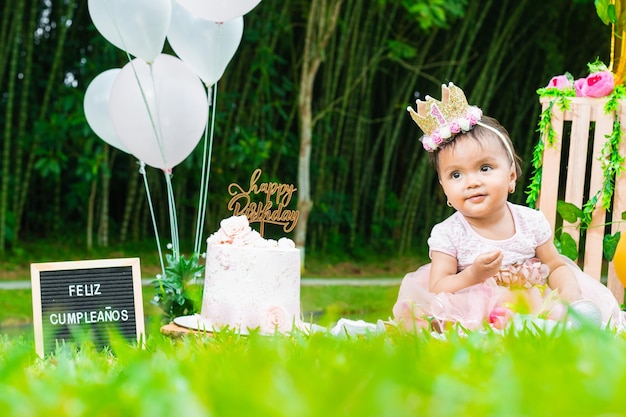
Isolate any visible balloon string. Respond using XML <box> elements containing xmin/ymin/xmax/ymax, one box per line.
<box><xmin>139</xmin><ymin>161</ymin><xmax>166</xmax><ymax>279</ymax></box>
<box><xmin>148</xmin><ymin>64</ymin><xmax>169</xmax><ymax>165</ymax></box>
<box><xmin>193</xmin><ymin>23</ymin><xmax>224</xmax><ymax>254</ymax></box>
<box><xmin>104</xmin><ymin>0</ymin><xmax>172</xmax><ymax>278</ymax></box>
<box><xmin>193</xmin><ymin>87</ymin><xmax>211</xmax><ymax>254</ymax></box>
<box><xmin>102</xmin><ymin>0</ymin><xmax>128</xmax><ymax>53</ymax></box>
<box><xmin>193</xmin><ymin>84</ymin><xmax>218</xmax><ymax>254</ymax></box>
<box><xmin>164</xmin><ymin>170</ymin><xmax>180</xmax><ymax>261</ymax></box>
<box><xmin>104</xmin><ymin>0</ymin><xmax>168</xmax><ymax>168</ymax></box>
<box><xmin>105</xmin><ymin>1</ymin><xmax>167</xmax><ymax>166</ymax></box>
<box><xmin>124</xmin><ymin>62</ymin><xmax>169</xmax><ymax>168</ymax></box>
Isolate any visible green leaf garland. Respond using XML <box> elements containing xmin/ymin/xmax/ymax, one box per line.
<box><xmin>526</xmin><ymin>89</ymin><xmax>576</xmax><ymax>208</ymax></box>
<box><xmin>527</xmin><ymin>82</ymin><xmax>625</xmax><ymax>261</ymax></box>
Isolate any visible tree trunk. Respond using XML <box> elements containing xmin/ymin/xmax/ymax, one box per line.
<box><xmin>295</xmin><ymin>0</ymin><xmax>343</xmax><ymax>268</ymax></box>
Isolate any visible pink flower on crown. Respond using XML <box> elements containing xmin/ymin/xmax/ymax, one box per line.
<box><xmin>546</xmin><ymin>74</ymin><xmax>573</xmax><ymax>90</ymax></box>
<box><xmin>467</xmin><ymin>107</ymin><xmax>482</xmax><ymax>125</ymax></box>
<box><xmin>431</xmin><ymin>132</ymin><xmax>443</xmax><ymax>145</ymax></box>
<box><xmin>449</xmin><ymin>121</ymin><xmax>461</xmax><ymax>134</ymax></box>
<box><xmin>579</xmin><ymin>70</ymin><xmax>615</xmax><ymax>98</ymax></box>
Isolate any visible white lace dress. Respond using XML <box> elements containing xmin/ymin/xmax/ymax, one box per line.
<box><xmin>392</xmin><ymin>203</ymin><xmax>624</xmax><ymax>330</ymax></box>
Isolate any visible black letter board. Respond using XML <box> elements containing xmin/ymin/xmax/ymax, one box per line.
<box><xmin>31</xmin><ymin>258</ymin><xmax>145</xmax><ymax>357</ymax></box>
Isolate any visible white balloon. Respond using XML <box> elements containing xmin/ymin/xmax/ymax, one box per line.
<box><xmin>109</xmin><ymin>54</ymin><xmax>208</xmax><ymax>170</ymax></box>
<box><xmin>175</xmin><ymin>0</ymin><xmax>261</xmax><ymax>22</ymax></box>
<box><xmin>84</xmin><ymin>69</ymin><xmax>130</xmax><ymax>153</ymax></box>
<box><xmin>88</xmin><ymin>0</ymin><xmax>171</xmax><ymax>62</ymax></box>
<box><xmin>168</xmin><ymin>2</ymin><xmax>243</xmax><ymax>85</ymax></box>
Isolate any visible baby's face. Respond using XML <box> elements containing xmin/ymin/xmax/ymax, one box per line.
<box><xmin>437</xmin><ymin>135</ymin><xmax>516</xmax><ymax>226</ymax></box>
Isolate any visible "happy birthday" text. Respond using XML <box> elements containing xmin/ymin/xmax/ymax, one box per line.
<box><xmin>227</xmin><ymin>169</ymin><xmax>299</xmax><ymax>235</ymax></box>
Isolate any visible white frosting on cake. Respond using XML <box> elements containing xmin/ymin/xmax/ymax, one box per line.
<box><xmin>201</xmin><ymin>216</ymin><xmax>301</xmax><ymax>334</ymax></box>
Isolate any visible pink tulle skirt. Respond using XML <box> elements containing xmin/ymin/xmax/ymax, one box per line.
<box><xmin>392</xmin><ymin>256</ymin><xmax>625</xmax><ymax>331</ymax></box>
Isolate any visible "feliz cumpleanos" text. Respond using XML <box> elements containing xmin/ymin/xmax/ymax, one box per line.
<box><xmin>227</xmin><ymin>169</ymin><xmax>299</xmax><ymax>235</ymax></box>
<box><xmin>48</xmin><ymin>283</ymin><xmax>129</xmax><ymax>326</ymax></box>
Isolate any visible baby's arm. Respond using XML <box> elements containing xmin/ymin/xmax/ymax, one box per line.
<box><xmin>535</xmin><ymin>240</ymin><xmax>582</xmax><ymax>303</ymax></box>
<box><xmin>429</xmin><ymin>250</ymin><xmax>503</xmax><ymax>293</ymax></box>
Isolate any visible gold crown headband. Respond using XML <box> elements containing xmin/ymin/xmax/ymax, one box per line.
<box><xmin>406</xmin><ymin>82</ymin><xmax>515</xmax><ymax>164</ymax></box>
<box><xmin>406</xmin><ymin>82</ymin><xmax>483</xmax><ymax>151</ymax></box>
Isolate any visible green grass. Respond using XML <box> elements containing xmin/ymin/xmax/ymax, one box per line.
<box><xmin>2</xmin><ymin>255</ymin><xmax>626</xmax><ymax>416</ymax></box>
<box><xmin>2</xmin><ymin>324</ymin><xmax>626</xmax><ymax>416</ymax></box>
<box><xmin>14</xmin><ymin>242</ymin><xmax>626</xmax><ymax>416</ymax></box>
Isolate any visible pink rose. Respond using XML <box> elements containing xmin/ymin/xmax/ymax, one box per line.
<box><xmin>488</xmin><ymin>307</ymin><xmax>513</xmax><ymax>330</ymax></box>
<box><xmin>574</xmin><ymin>78</ymin><xmax>585</xmax><ymax>97</ymax></box>
<box><xmin>580</xmin><ymin>70</ymin><xmax>615</xmax><ymax>98</ymax></box>
<box><xmin>431</xmin><ymin>132</ymin><xmax>443</xmax><ymax>145</ymax></box>
<box><xmin>449</xmin><ymin>121</ymin><xmax>461</xmax><ymax>134</ymax></box>
<box><xmin>546</xmin><ymin>74</ymin><xmax>573</xmax><ymax>90</ymax></box>
<box><xmin>262</xmin><ymin>305</ymin><xmax>291</xmax><ymax>333</ymax></box>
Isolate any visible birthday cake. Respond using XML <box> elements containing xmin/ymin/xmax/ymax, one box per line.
<box><xmin>200</xmin><ymin>215</ymin><xmax>301</xmax><ymax>334</ymax></box>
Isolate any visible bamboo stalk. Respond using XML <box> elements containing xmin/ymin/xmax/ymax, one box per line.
<box><xmin>0</xmin><ymin>1</ymin><xmax>24</xmax><ymax>253</ymax></box>
<box><xmin>13</xmin><ymin>0</ymin><xmax>37</xmax><ymax>241</ymax></box>
<box><xmin>15</xmin><ymin>0</ymin><xmax>76</xmax><ymax>241</ymax></box>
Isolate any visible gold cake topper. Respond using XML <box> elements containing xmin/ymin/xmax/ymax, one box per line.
<box><xmin>227</xmin><ymin>169</ymin><xmax>299</xmax><ymax>236</ymax></box>
<box><xmin>406</xmin><ymin>82</ymin><xmax>483</xmax><ymax>151</ymax></box>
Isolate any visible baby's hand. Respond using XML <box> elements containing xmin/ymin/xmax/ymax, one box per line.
<box><xmin>471</xmin><ymin>250</ymin><xmax>503</xmax><ymax>283</ymax></box>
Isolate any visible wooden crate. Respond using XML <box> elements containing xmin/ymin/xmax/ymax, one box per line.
<box><xmin>537</xmin><ymin>96</ymin><xmax>626</xmax><ymax>302</ymax></box>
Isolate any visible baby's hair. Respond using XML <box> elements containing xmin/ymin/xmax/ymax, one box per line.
<box><xmin>428</xmin><ymin>116</ymin><xmax>523</xmax><ymax>181</ymax></box>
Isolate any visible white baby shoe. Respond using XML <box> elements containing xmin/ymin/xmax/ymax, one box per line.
<box><xmin>568</xmin><ymin>300</ymin><xmax>602</xmax><ymax>327</ymax></box>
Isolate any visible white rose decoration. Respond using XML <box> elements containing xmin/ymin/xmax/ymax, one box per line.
<box><xmin>220</xmin><ymin>215</ymin><xmax>251</xmax><ymax>238</ymax></box>
<box><xmin>278</xmin><ymin>237</ymin><xmax>295</xmax><ymax>249</ymax></box>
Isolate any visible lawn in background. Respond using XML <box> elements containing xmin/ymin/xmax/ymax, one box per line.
<box><xmin>0</xmin><ymin>283</ymin><xmax>401</xmax><ymax>339</ymax></box>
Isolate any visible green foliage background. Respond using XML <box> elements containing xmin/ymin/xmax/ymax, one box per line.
<box><xmin>0</xmin><ymin>0</ymin><xmax>609</xmax><ymax>259</ymax></box>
